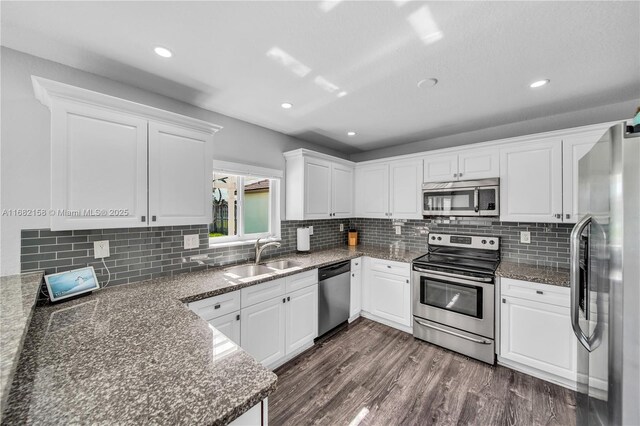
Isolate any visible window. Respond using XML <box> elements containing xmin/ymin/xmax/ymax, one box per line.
<box><xmin>210</xmin><ymin>161</ymin><xmax>281</xmax><ymax>246</ymax></box>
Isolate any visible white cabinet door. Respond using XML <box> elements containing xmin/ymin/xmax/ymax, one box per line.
<box><xmin>304</xmin><ymin>158</ymin><xmax>332</xmax><ymax>219</ymax></box>
<box><xmin>458</xmin><ymin>148</ymin><xmax>500</xmax><ymax>180</ymax></box>
<box><xmin>285</xmin><ymin>284</ymin><xmax>318</xmax><ymax>355</ymax></box>
<box><xmin>148</xmin><ymin>121</ymin><xmax>213</xmax><ymax>226</ymax></box>
<box><xmin>241</xmin><ymin>296</ymin><xmax>286</xmax><ymax>367</ymax></box>
<box><xmin>208</xmin><ymin>311</ymin><xmax>241</xmax><ymax>346</ymax></box>
<box><xmin>369</xmin><ymin>270</ymin><xmax>411</xmax><ymax>327</ymax></box>
<box><xmin>332</xmin><ymin>164</ymin><xmax>354</xmax><ymax>218</ymax></box>
<box><xmin>562</xmin><ymin>130</ymin><xmax>604</xmax><ymax>223</ymax></box>
<box><xmin>389</xmin><ymin>159</ymin><xmax>423</xmax><ymax>219</ymax></box>
<box><xmin>499</xmin><ymin>138</ymin><xmax>563</xmax><ymax>222</ymax></box>
<box><xmin>423</xmin><ymin>154</ymin><xmax>458</xmax><ymax>182</ymax></box>
<box><xmin>50</xmin><ymin>101</ymin><xmax>148</xmax><ymax>230</ymax></box>
<box><xmin>500</xmin><ymin>296</ymin><xmax>577</xmax><ymax>382</ymax></box>
<box><xmin>349</xmin><ymin>268</ymin><xmax>362</xmax><ymax>319</ymax></box>
<box><xmin>355</xmin><ymin>164</ymin><xmax>389</xmax><ymax>218</ymax></box>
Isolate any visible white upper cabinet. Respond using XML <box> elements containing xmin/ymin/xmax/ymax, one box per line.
<box><xmin>148</xmin><ymin>121</ymin><xmax>213</xmax><ymax>226</ymax></box>
<box><xmin>304</xmin><ymin>158</ymin><xmax>332</xmax><ymax>219</ymax></box>
<box><xmin>458</xmin><ymin>148</ymin><xmax>500</xmax><ymax>181</ymax></box>
<box><xmin>355</xmin><ymin>163</ymin><xmax>390</xmax><ymax>218</ymax></box>
<box><xmin>423</xmin><ymin>153</ymin><xmax>458</xmax><ymax>182</ymax></box>
<box><xmin>355</xmin><ymin>159</ymin><xmax>423</xmax><ymax>219</ymax></box>
<box><xmin>50</xmin><ymin>101</ymin><xmax>149</xmax><ymax>230</ymax></box>
<box><xmin>389</xmin><ymin>159</ymin><xmax>423</xmax><ymax>219</ymax></box>
<box><xmin>499</xmin><ymin>138</ymin><xmax>563</xmax><ymax>223</ymax></box>
<box><xmin>562</xmin><ymin>129</ymin><xmax>608</xmax><ymax>223</ymax></box>
<box><xmin>33</xmin><ymin>76</ymin><xmax>221</xmax><ymax>231</ymax></box>
<box><xmin>423</xmin><ymin>149</ymin><xmax>499</xmax><ymax>183</ymax></box>
<box><xmin>285</xmin><ymin>149</ymin><xmax>354</xmax><ymax>220</ymax></box>
<box><xmin>331</xmin><ymin>163</ymin><xmax>354</xmax><ymax>218</ymax></box>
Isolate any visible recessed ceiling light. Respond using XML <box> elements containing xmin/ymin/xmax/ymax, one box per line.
<box><xmin>530</xmin><ymin>79</ymin><xmax>550</xmax><ymax>88</ymax></box>
<box><xmin>281</xmin><ymin>102</ymin><xmax>293</xmax><ymax>109</ymax></box>
<box><xmin>417</xmin><ymin>78</ymin><xmax>438</xmax><ymax>88</ymax></box>
<box><xmin>154</xmin><ymin>46</ymin><xmax>173</xmax><ymax>58</ymax></box>
<box><xmin>347</xmin><ymin>131</ymin><xmax>356</xmax><ymax>136</ymax></box>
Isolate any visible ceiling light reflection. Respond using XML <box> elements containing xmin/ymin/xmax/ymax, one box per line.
<box><xmin>319</xmin><ymin>0</ymin><xmax>343</xmax><ymax>12</ymax></box>
<box><xmin>407</xmin><ymin>5</ymin><xmax>443</xmax><ymax>45</ymax></box>
<box><xmin>266</xmin><ymin>47</ymin><xmax>311</xmax><ymax>78</ymax></box>
<box><xmin>314</xmin><ymin>76</ymin><xmax>340</xmax><ymax>93</ymax></box>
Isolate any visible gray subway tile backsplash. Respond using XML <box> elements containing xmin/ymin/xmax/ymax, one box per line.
<box><xmin>20</xmin><ymin>217</ymin><xmax>570</xmax><ymax>288</ymax></box>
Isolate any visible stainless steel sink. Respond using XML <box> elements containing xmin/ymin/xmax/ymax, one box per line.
<box><xmin>224</xmin><ymin>264</ymin><xmax>272</xmax><ymax>278</ymax></box>
<box><xmin>264</xmin><ymin>260</ymin><xmax>303</xmax><ymax>270</ymax></box>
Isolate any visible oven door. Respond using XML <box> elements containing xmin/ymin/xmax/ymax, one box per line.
<box><xmin>412</xmin><ymin>268</ymin><xmax>495</xmax><ymax>338</ymax></box>
<box><xmin>422</xmin><ymin>187</ymin><xmax>478</xmax><ymax>216</ymax></box>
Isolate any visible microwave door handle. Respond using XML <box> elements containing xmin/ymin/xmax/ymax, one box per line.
<box><xmin>474</xmin><ymin>188</ymin><xmax>479</xmax><ymax>213</ymax></box>
<box><xmin>570</xmin><ymin>214</ymin><xmax>594</xmax><ymax>352</ymax></box>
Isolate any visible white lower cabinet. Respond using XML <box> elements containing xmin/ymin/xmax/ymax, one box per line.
<box><xmin>208</xmin><ymin>311</ymin><xmax>241</xmax><ymax>346</ymax></box>
<box><xmin>241</xmin><ymin>296</ymin><xmax>287</xmax><ymax>368</ymax></box>
<box><xmin>349</xmin><ymin>257</ymin><xmax>363</xmax><ymax>321</ymax></box>
<box><xmin>285</xmin><ymin>285</ymin><xmax>318</xmax><ymax>354</ymax></box>
<box><xmin>361</xmin><ymin>258</ymin><xmax>411</xmax><ymax>332</ymax></box>
<box><xmin>499</xmin><ymin>278</ymin><xmax>577</xmax><ymax>388</ymax></box>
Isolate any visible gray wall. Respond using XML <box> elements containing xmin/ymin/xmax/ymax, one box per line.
<box><xmin>0</xmin><ymin>47</ymin><xmax>347</xmax><ymax>276</ymax></box>
<box><xmin>350</xmin><ymin>99</ymin><xmax>638</xmax><ymax>162</ymax></box>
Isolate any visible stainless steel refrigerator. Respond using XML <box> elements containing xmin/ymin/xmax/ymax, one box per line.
<box><xmin>570</xmin><ymin>123</ymin><xmax>640</xmax><ymax>425</ymax></box>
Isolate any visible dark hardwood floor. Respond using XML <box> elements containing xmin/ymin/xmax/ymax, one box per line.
<box><xmin>269</xmin><ymin>318</ymin><xmax>576</xmax><ymax>426</ymax></box>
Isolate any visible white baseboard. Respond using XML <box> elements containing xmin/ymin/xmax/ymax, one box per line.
<box><xmin>497</xmin><ymin>356</ymin><xmax>577</xmax><ymax>391</ymax></box>
<box><xmin>360</xmin><ymin>311</ymin><xmax>413</xmax><ymax>334</ymax></box>
<box><xmin>348</xmin><ymin>312</ymin><xmax>360</xmax><ymax>323</ymax></box>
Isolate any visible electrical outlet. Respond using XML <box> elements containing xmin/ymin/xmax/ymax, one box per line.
<box><xmin>339</xmin><ymin>223</ymin><xmax>344</xmax><ymax>232</ymax></box>
<box><xmin>520</xmin><ymin>231</ymin><xmax>531</xmax><ymax>244</ymax></box>
<box><xmin>184</xmin><ymin>234</ymin><xmax>200</xmax><ymax>249</ymax></box>
<box><xmin>93</xmin><ymin>240</ymin><xmax>110</xmax><ymax>259</ymax></box>
<box><xmin>308</xmin><ymin>226</ymin><xmax>314</xmax><ymax>235</ymax></box>
<box><xmin>395</xmin><ymin>225</ymin><xmax>402</xmax><ymax>235</ymax></box>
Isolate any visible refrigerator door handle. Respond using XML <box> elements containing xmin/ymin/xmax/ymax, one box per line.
<box><xmin>570</xmin><ymin>214</ymin><xmax>594</xmax><ymax>352</ymax></box>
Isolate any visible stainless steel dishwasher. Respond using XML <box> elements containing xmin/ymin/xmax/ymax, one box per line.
<box><xmin>318</xmin><ymin>260</ymin><xmax>351</xmax><ymax>337</ymax></box>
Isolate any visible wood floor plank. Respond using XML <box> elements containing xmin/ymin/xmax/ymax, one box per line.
<box><xmin>268</xmin><ymin>318</ymin><xmax>576</xmax><ymax>426</ymax></box>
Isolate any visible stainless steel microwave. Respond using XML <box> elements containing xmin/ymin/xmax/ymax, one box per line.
<box><xmin>422</xmin><ymin>178</ymin><xmax>499</xmax><ymax>217</ymax></box>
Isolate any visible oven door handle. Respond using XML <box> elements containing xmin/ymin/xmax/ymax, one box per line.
<box><xmin>412</xmin><ymin>267</ymin><xmax>493</xmax><ymax>283</ymax></box>
<box><xmin>414</xmin><ymin>318</ymin><xmax>492</xmax><ymax>345</ymax></box>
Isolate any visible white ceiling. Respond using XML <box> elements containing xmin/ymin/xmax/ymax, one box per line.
<box><xmin>2</xmin><ymin>1</ymin><xmax>639</xmax><ymax>154</ymax></box>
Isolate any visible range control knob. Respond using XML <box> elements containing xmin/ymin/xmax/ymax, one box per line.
<box><xmin>481</xmin><ymin>239</ymin><xmax>487</xmax><ymax>244</ymax></box>
<box><xmin>489</xmin><ymin>240</ymin><xmax>495</xmax><ymax>245</ymax></box>
<box><xmin>437</xmin><ymin>236</ymin><xmax>442</xmax><ymax>241</ymax></box>
<box><xmin>431</xmin><ymin>236</ymin><xmax>436</xmax><ymax>240</ymax></box>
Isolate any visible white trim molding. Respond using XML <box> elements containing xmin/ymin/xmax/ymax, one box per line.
<box><xmin>211</xmin><ymin>160</ymin><xmax>283</xmax><ymax>179</ymax></box>
<box><xmin>32</xmin><ymin>75</ymin><xmax>222</xmax><ymax>134</ymax></box>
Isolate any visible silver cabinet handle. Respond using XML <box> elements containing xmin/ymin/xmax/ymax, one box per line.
<box><xmin>214</xmin><ymin>304</ymin><xmax>221</xmax><ymax>309</ymax></box>
<box><xmin>459</xmin><ymin>173</ymin><xmax>463</xmax><ymax>177</ymax></box>
<box><xmin>566</xmin><ymin>214</ymin><xmax>571</xmax><ymax>219</ymax></box>
<box><xmin>414</xmin><ymin>318</ymin><xmax>492</xmax><ymax>344</ymax></box>
<box><xmin>536</xmin><ymin>290</ymin><xmax>543</xmax><ymax>295</ymax></box>
<box><xmin>555</xmin><ymin>213</ymin><xmax>562</xmax><ymax>219</ymax></box>
<box><xmin>570</xmin><ymin>214</ymin><xmax>594</xmax><ymax>352</ymax></box>
<box><xmin>453</xmin><ymin>173</ymin><xmax>458</xmax><ymax>177</ymax></box>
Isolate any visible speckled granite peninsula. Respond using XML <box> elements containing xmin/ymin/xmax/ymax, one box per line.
<box><xmin>2</xmin><ymin>245</ymin><xmax>420</xmax><ymax>424</ymax></box>
<box><xmin>0</xmin><ymin>271</ymin><xmax>43</xmax><ymax>415</ymax></box>
<box><xmin>496</xmin><ymin>260</ymin><xmax>570</xmax><ymax>287</ymax></box>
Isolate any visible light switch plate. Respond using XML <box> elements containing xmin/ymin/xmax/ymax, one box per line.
<box><xmin>520</xmin><ymin>231</ymin><xmax>531</xmax><ymax>244</ymax></box>
<box><xmin>93</xmin><ymin>240</ymin><xmax>110</xmax><ymax>259</ymax></box>
<box><xmin>395</xmin><ymin>225</ymin><xmax>402</xmax><ymax>235</ymax></box>
<box><xmin>308</xmin><ymin>226</ymin><xmax>314</xmax><ymax>235</ymax></box>
<box><xmin>184</xmin><ymin>234</ymin><xmax>200</xmax><ymax>249</ymax></box>
<box><xmin>339</xmin><ymin>223</ymin><xmax>344</xmax><ymax>232</ymax></box>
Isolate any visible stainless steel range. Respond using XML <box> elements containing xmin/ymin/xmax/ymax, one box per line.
<box><xmin>412</xmin><ymin>233</ymin><xmax>499</xmax><ymax>364</ymax></box>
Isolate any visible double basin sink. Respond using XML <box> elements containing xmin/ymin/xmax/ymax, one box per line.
<box><xmin>224</xmin><ymin>260</ymin><xmax>303</xmax><ymax>279</ymax></box>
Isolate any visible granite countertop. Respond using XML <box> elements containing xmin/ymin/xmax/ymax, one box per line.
<box><xmin>496</xmin><ymin>261</ymin><xmax>570</xmax><ymax>287</ymax></box>
<box><xmin>2</xmin><ymin>245</ymin><xmax>419</xmax><ymax>424</ymax></box>
<box><xmin>0</xmin><ymin>271</ymin><xmax>43</xmax><ymax>417</ymax></box>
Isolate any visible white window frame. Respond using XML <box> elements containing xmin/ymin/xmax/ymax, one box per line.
<box><xmin>209</xmin><ymin>160</ymin><xmax>282</xmax><ymax>247</ymax></box>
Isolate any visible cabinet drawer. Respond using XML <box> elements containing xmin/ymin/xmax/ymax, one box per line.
<box><xmin>241</xmin><ymin>278</ymin><xmax>286</xmax><ymax>308</ymax></box>
<box><xmin>500</xmin><ymin>278</ymin><xmax>569</xmax><ymax>308</ymax></box>
<box><xmin>351</xmin><ymin>257</ymin><xmax>362</xmax><ymax>271</ymax></box>
<box><xmin>285</xmin><ymin>269</ymin><xmax>318</xmax><ymax>293</ymax></box>
<box><xmin>370</xmin><ymin>258</ymin><xmax>410</xmax><ymax>277</ymax></box>
<box><xmin>189</xmin><ymin>290</ymin><xmax>241</xmax><ymax>321</ymax></box>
